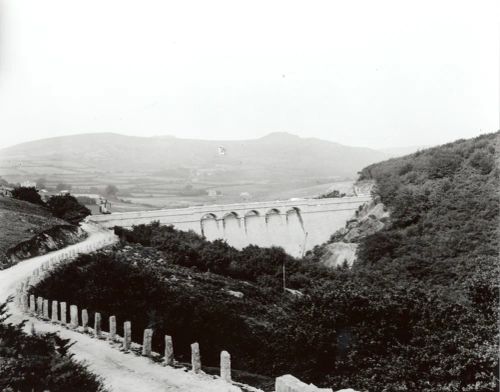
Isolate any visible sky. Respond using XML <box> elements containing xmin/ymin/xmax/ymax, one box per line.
<box><xmin>0</xmin><ymin>0</ymin><xmax>498</xmax><ymax>150</ymax></box>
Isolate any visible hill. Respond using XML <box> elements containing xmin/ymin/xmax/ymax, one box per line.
<box><xmin>0</xmin><ymin>132</ymin><xmax>387</xmax><ymax>178</ymax></box>
<box><xmin>0</xmin><ymin>132</ymin><xmax>387</xmax><ymax>208</ymax></box>
<box><xmin>28</xmin><ymin>131</ymin><xmax>499</xmax><ymax>391</ymax></box>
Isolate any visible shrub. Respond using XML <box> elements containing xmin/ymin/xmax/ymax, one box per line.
<box><xmin>0</xmin><ymin>300</ymin><xmax>105</xmax><ymax>391</ymax></box>
<box><xmin>11</xmin><ymin>186</ymin><xmax>45</xmax><ymax>206</ymax></box>
<box><xmin>469</xmin><ymin>150</ymin><xmax>495</xmax><ymax>175</ymax></box>
<box><xmin>46</xmin><ymin>194</ymin><xmax>91</xmax><ymax>224</ymax></box>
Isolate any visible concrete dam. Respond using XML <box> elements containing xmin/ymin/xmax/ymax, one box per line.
<box><xmin>87</xmin><ymin>196</ymin><xmax>371</xmax><ymax>257</ymax></box>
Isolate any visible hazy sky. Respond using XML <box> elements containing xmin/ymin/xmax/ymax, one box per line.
<box><xmin>0</xmin><ymin>0</ymin><xmax>498</xmax><ymax>150</ymax></box>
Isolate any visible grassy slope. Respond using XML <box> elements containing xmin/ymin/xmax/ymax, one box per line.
<box><xmin>0</xmin><ymin>197</ymin><xmax>68</xmax><ymax>263</ymax></box>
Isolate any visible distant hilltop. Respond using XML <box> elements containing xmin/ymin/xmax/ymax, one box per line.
<box><xmin>0</xmin><ymin>132</ymin><xmax>388</xmax><ymax>180</ymax></box>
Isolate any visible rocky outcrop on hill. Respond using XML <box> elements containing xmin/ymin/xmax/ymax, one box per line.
<box><xmin>312</xmin><ymin>197</ymin><xmax>389</xmax><ymax>268</ymax></box>
<box><xmin>5</xmin><ymin>225</ymin><xmax>87</xmax><ymax>267</ymax></box>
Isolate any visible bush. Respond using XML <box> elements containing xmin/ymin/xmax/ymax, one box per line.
<box><xmin>0</xmin><ymin>300</ymin><xmax>105</xmax><ymax>391</ymax></box>
<box><xmin>316</xmin><ymin>190</ymin><xmax>346</xmax><ymax>199</ymax></box>
<box><xmin>11</xmin><ymin>186</ymin><xmax>45</xmax><ymax>206</ymax></box>
<box><xmin>104</xmin><ymin>185</ymin><xmax>118</xmax><ymax>198</ymax></box>
<box><xmin>46</xmin><ymin>194</ymin><xmax>91</xmax><ymax>224</ymax></box>
<box><xmin>115</xmin><ymin>223</ymin><xmax>331</xmax><ymax>290</ymax></box>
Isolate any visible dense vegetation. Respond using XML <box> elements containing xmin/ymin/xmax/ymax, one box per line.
<box><xmin>11</xmin><ymin>187</ymin><xmax>91</xmax><ymax>224</ymax></box>
<box><xmin>0</xmin><ymin>300</ymin><xmax>105</xmax><ymax>392</ymax></box>
<box><xmin>33</xmin><ymin>132</ymin><xmax>499</xmax><ymax>391</ymax></box>
<box><xmin>12</xmin><ymin>186</ymin><xmax>45</xmax><ymax>206</ymax></box>
<box><xmin>115</xmin><ymin>223</ymin><xmax>335</xmax><ymax>289</ymax></box>
<box><xmin>46</xmin><ymin>194</ymin><xmax>91</xmax><ymax>225</ymax></box>
<box><xmin>315</xmin><ymin>189</ymin><xmax>346</xmax><ymax>199</ymax></box>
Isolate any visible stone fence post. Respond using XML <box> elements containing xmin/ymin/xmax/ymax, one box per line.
<box><xmin>191</xmin><ymin>342</ymin><xmax>201</xmax><ymax>374</ymax></box>
<box><xmin>82</xmin><ymin>309</ymin><xmax>89</xmax><ymax>332</ymax></box>
<box><xmin>220</xmin><ymin>350</ymin><xmax>231</xmax><ymax>383</ymax></box>
<box><xmin>29</xmin><ymin>295</ymin><xmax>35</xmax><ymax>314</ymax></box>
<box><xmin>60</xmin><ymin>302</ymin><xmax>67</xmax><ymax>324</ymax></box>
<box><xmin>164</xmin><ymin>335</ymin><xmax>174</xmax><ymax>365</ymax></box>
<box><xmin>108</xmin><ymin>316</ymin><xmax>116</xmax><ymax>340</ymax></box>
<box><xmin>123</xmin><ymin>321</ymin><xmax>131</xmax><ymax>350</ymax></box>
<box><xmin>51</xmin><ymin>300</ymin><xmax>58</xmax><ymax>322</ymax></box>
<box><xmin>43</xmin><ymin>299</ymin><xmax>49</xmax><ymax>320</ymax></box>
<box><xmin>94</xmin><ymin>312</ymin><xmax>102</xmax><ymax>337</ymax></box>
<box><xmin>36</xmin><ymin>297</ymin><xmax>43</xmax><ymax>317</ymax></box>
<box><xmin>70</xmin><ymin>305</ymin><xmax>78</xmax><ymax>328</ymax></box>
<box><xmin>21</xmin><ymin>294</ymin><xmax>28</xmax><ymax>313</ymax></box>
<box><xmin>142</xmin><ymin>329</ymin><xmax>153</xmax><ymax>357</ymax></box>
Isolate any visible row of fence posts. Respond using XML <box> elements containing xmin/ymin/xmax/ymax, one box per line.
<box><xmin>15</xmin><ymin>235</ymin><xmax>233</xmax><ymax>384</ymax></box>
<box><xmin>21</xmin><ymin>293</ymin><xmax>232</xmax><ymax>381</ymax></box>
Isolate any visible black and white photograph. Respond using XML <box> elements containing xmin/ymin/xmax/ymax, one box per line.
<box><xmin>0</xmin><ymin>1</ymin><xmax>498</xmax><ymax>391</ymax></box>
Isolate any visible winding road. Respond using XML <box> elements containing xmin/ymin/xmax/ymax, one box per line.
<box><xmin>0</xmin><ymin>223</ymin><xmax>249</xmax><ymax>392</ymax></box>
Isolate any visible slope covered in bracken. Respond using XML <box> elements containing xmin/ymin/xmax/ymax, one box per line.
<box><xmin>356</xmin><ymin>131</ymin><xmax>498</xmax><ymax>288</ymax></box>
<box><xmin>32</xmin><ymin>132</ymin><xmax>499</xmax><ymax>392</ymax></box>
<box><xmin>348</xmin><ymin>131</ymin><xmax>499</xmax><ymax>390</ymax></box>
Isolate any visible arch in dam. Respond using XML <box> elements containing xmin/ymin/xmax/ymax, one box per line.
<box><xmin>222</xmin><ymin>211</ymin><xmax>240</xmax><ymax>229</ymax></box>
<box><xmin>286</xmin><ymin>207</ymin><xmax>305</xmax><ymax>232</ymax></box>
<box><xmin>245</xmin><ymin>209</ymin><xmax>260</xmax><ymax>217</ymax></box>
<box><xmin>265</xmin><ymin>208</ymin><xmax>281</xmax><ymax>224</ymax></box>
<box><xmin>243</xmin><ymin>210</ymin><xmax>260</xmax><ymax>233</ymax></box>
<box><xmin>200</xmin><ymin>213</ymin><xmax>218</xmax><ymax>237</ymax></box>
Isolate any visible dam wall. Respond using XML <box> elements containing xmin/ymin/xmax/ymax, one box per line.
<box><xmin>87</xmin><ymin>196</ymin><xmax>371</xmax><ymax>257</ymax></box>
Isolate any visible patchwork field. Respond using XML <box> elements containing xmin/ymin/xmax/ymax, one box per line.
<box><xmin>0</xmin><ymin>132</ymin><xmax>383</xmax><ymax>212</ymax></box>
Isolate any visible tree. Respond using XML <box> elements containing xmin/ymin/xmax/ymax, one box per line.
<box><xmin>11</xmin><ymin>186</ymin><xmax>45</xmax><ymax>206</ymax></box>
<box><xmin>46</xmin><ymin>195</ymin><xmax>91</xmax><ymax>224</ymax></box>
<box><xmin>104</xmin><ymin>184</ymin><xmax>119</xmax><ymax>198</ymax></box>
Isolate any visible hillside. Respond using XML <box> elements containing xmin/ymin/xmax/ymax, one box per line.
<box><xmin>30</xmin><ymin>131</ymin><xmax>499</xmax><ymax>392</ymax></box>
<box><xmin>0</xmin><ymin>132</ymin><xmax>387</xmax><ymax>208</ymax></box>
<box><xmin>356</xmin><ymin>131</ymin><xmax>499</xmax><ymax>284</ymax></box>
<box><xmin>0</xmin><ymin>197</ymin><xmax>85</xmax><ymax>268</ymax></box>
<box><xmin>0</xmin><ymin>132</ymin><xmax>386</xmax><ymax>178</ymax></box>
